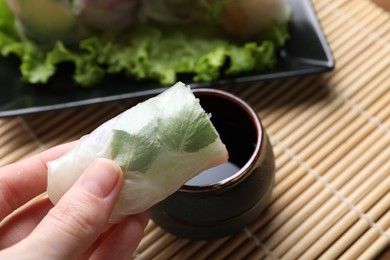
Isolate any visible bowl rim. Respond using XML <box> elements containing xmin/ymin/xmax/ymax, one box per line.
<box><xmin>179</xmin><ymin>88</ymin><xmax>265</xmax><ymax>193</ymax></box>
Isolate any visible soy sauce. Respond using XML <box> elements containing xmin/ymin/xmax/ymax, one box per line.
<box><xmin>186</xmin><ymin>161</ymin><xmax>241</xmax><ymax>186</ymax></box>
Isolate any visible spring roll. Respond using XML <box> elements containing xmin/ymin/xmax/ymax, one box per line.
<box><xmin>47</xmin><ymin>82</ymin><xmax>228</xmax><ymax>223</ymax></box>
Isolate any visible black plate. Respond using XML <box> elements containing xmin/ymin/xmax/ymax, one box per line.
<box><xmin>0</xmin><ymin>0</ymin><xmax>334</xmax><ymax>117</ymax></box>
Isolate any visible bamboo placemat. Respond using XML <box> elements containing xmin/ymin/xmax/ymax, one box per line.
<box><xmin>1</xmin><ymin>0</ymin><xmax>389</xmax><ymax>259</ymax></box>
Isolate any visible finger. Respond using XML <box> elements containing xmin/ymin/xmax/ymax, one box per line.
<box><xmin>0</xmin><ymin>197</ymin><xmax>53</xmax><ymax>249</ymax></box>
<box><xmin>0</xmin><ymin>141</ymin><xmax>76</xmax><ymax>220</ymax></box>
<box><xmin>90</xmin><ymin>213</ymin><xmax>149</xmax><ymax>260</ymax></box>
<box><xmin>8</xmin><ymin>158</ymin><xmax>124</xmax><ymax>260</ymax></box>
<box><xmin>82</xmin><ymin>212</ymin><xmax>149</xmax><ymax>260</ymax></box>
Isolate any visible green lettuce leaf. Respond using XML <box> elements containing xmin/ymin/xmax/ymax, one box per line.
<box><xmin>111</xmin><ymin>100</ymin><xmax>161</xmax><ymax>172</ymax></box>
<box><xmin>0</xmin><ymin>0</ymin><xmax>17</xmax><ymax>38</ymax></box>
<box><xmin>112</xmin><ymin>130</ymin><xmax>160</xmax><ymax>173</ymax></box>
<box><xmin>111</xmin><ymin>83</ymin><xmax>219</xmax><ymax>173</ymax></box>
<box><xmin>158</xmin><ymin>88</ymin><xmax>218</xmax><ymax>153</ymax></box>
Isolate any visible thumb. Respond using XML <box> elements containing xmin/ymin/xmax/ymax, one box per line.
<box><xmin>24</xmin><ymin>158</ymin><xmax>123</xmax><ymax>259</ymax></box>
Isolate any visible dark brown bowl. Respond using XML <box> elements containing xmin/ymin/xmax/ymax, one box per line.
<box><xmin>149</xmin><ymin>88</ymin><xmax>275</xmax><ymax>240</ymax></box>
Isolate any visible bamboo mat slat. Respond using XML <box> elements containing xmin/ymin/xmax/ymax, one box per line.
<box><xmin>1</xmin><ymin>0</ymin><xmax>389</xmax><ymax>259</ymax></box>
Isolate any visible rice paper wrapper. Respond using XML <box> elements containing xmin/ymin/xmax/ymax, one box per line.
<box><xmin>47</xmin><ymin>82</ymin><xmax>228</xmax><ymax>223</ymax></box>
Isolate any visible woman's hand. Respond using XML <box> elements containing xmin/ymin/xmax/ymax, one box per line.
<box><xmin>0</xmin><ymin>142</ymin><xmax>148</xmax><ymax>260</ymax></box>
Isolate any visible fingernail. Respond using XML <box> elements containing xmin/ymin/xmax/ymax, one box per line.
<box><xmin>82</xmin><ymin>159</ymin><xmax>120</xmax><ymax>198</ymax></box>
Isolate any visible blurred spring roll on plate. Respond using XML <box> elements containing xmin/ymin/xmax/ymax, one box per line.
<box><xmin>0</xmin><ymin>0</ymin><xmax>291</xmax><ymax>86</ymax></box>
<box><xmin>203</xmin><ymin>0</ymin><xmax>290</xmax><ymax>39</ymax></box>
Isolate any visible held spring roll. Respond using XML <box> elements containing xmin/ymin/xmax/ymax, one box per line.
<box><xmin>47</xmin><ymin>82</ymin><xmax>228</xmax><ymax>223</ymax></box>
